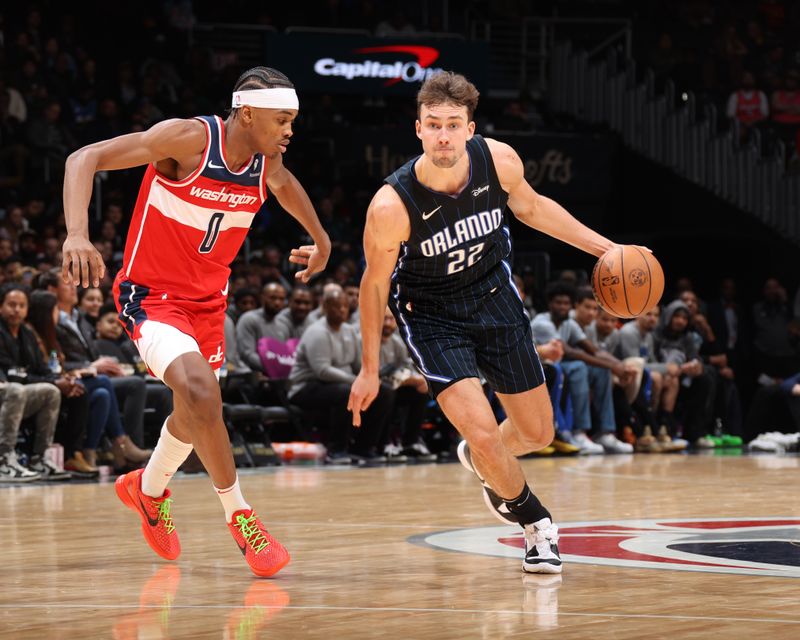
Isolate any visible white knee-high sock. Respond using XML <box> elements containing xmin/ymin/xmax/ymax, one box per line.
<box><xmin>141</xmin><ymin>420</ymin><xmax>193</xmax><ymax>498</ymax></box>
<box><xmin>215</xmin><ymin>476</ymin><xmax>251</xmax><ymax>523</ymax></box>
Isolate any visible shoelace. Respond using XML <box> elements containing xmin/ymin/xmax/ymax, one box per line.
<box><xmin>154</xmin><ymin>498</ymin><xmax>176</xmax><ymax>534</ymax></box>
<box><xmin>235</xmin><ymin>513</ymin><xmax>270</xmax><ymax>554</ymax></box>
<box><xmin>528</xmin><ymin>523</ymin><xmax>559</xmax><ymax>545</ymax></box>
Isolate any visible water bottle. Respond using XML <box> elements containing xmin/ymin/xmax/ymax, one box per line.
<box><xmin>48</xmin><ymin>350</ymin><xmax>62</xmax><ymax>375</ymax></box>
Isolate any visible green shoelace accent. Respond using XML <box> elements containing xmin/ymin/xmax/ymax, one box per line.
<box><xmin>156</xmin><ymin>498</ymin><xmax>176</xmax><ymax>534</ymax></box>
<box><xmin>235</xmin><ymin>513</ymin><xmax>270</xmax><ymax>555</ymax></box>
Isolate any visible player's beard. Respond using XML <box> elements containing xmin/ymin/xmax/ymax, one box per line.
<box><xmin>431</xmin><ymin>149</ymin><xmax>461</xmax><ymax>169</ymax></box>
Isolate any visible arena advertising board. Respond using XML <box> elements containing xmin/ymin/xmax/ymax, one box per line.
<box><xmin>333</xmin><ymin>129</ymin><xmax>619</xmax><ymax>203</ymax></box>
<box><xmin>263</xmin><ymin>33</ymin><xmax>488</xmax><ymax>94</ymax></box>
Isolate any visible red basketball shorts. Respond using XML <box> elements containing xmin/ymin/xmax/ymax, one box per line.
<box><xmin>113</xmin><ymin>276</ymin><xmax>226</xmax><ymax>381</ymax></box>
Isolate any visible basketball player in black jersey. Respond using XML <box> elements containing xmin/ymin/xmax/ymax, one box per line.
<box><xmin>348</xmin><ymin>72</ymin><xmax>629</xmax><ymax>573</ymax></box>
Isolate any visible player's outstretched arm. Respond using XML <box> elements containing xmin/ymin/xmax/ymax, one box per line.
<box><xmin>266</xmin><ymin>155</ymin><xmax>331</xmax><ymax>282</ymax></box>
<box><xmin>62</xmin><ymin>119</ymin><xmax>207</xmax><ymax>287</ymax></box>
<box><xmin>486</xmin><ymin>138</ymin><xmax>616</xmax><ymax>258</ymax></box>
<box><xmin>347</xmin><ymin>186</ymin><xmax>409</xmax><ymax>427</ymax></box>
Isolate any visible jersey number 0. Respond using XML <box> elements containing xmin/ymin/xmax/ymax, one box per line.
<box><xmin>199</xmin><ymin>212</ymin><xmax>224</xmax><ymax>253</ymax></box>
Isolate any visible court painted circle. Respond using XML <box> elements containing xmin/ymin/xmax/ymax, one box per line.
<box><xmin>411</xmin><ymin>517</ymin><xmax>800</xmax><ymax>578</ymax></box>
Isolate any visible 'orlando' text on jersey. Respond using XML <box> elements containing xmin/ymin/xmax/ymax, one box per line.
<box><xmin>385</xmin><ymin>135</ymin><xmax>514</xmax><ymax>307</ymax></box>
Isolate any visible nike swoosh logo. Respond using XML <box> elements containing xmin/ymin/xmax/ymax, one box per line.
<box><xmin>236</xmin><ymin>539</ymin><xmax>247</xmax><ymax>556</ymax></box>
<box><xmin>138</xmin><ymin>495</ymin><xmax>160</xmax><ymax>527</ymax></box>
<box><xmin>221</xmin><ymin>281</ymin><xmax>230</xmax><ymax>296</ymax></box>
<box><xmin>208</xmin><ymin>161</ymin><xmax>225</xmax><ymax>169</ymax></box>
<box><xmin>422</xmin><ymin>205</ymin><xmax>441</xmax><ymax>220</ymax></box>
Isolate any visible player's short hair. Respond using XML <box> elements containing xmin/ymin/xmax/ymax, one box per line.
<box><xmin>233</xmin><ymin>66</ymin><xmax>294</xmax><ymax>92</ymax></box>
<box><xmin>33</xmin><ymin>269</ymin><xmax>60</xmax><ymax>291</ymax></box>
<box><xmin>545</xmin><ymin>281</ymin><xmax>576</xmax><ymax>303</ymax></box>
<box><xmin>0</xmin><ymin>283</ymin><xmax>29</xmax><ymax>305</ymax></box>
<box><xmin>417</xmin><ymin>72</ymin><xmax>480</xmax><ymax>120</ymax></box>
<box><xmin>99</xmin><ymin>303</ymin><xmax>118</xmax><ymax>318</ymax></box>
<box><xmin>575</xmin><ymin>286</ymin><xmax>595</xmax><ymax>305</ymax></box>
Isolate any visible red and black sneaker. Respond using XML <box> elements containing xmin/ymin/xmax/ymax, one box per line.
<box><xmin>228</xmin><ymin>509</ymin><xmax>290</xmax><ymax>578</ymax></box>
<box><xmin>115</xmin><ymin>469</ymin><xmax>181</xmax><ymax>561</ymax></box>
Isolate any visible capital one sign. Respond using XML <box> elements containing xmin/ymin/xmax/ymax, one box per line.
<box><xmin>264</xmin><ymin>34</ymin><xmax>487</xmax><ymax>95</ymax></box>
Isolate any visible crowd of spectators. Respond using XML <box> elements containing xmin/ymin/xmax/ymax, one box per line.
<box><xmin>1</xmin><ymin>3</ymin><xmax>800</xmax><ymax>481</ymax></box>
<box><xmin>639</xmin><ymin>0</ymin><xmax>800</xmax><ymax>162</ymax></box>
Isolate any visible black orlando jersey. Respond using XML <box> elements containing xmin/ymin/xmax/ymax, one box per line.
<box><xmin>385</xmin><ymin>135</ymin><xmax>514</xmax><ymax>312</ymax></box>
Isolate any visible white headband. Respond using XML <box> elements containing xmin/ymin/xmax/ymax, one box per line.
<box><xmin>231</xmin><ymin>88</ymin><xmax>299</xmax><ymax>110</ymax></box>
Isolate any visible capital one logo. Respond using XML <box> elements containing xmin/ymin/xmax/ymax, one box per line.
<box><xmin>314</xmin><ymin>46</ymin><xmax>443</xmax><ymax>85</ymax></box>
<box><xmin>414</xmin><ymin>518</ymin><xmax>800</xmax><ymax>578</ymax></box>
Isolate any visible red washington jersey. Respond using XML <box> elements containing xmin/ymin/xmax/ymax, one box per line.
<box><xmin>119</xmin><ymin>115</ymin><xmax>268</xmax><ymax>299</ymax></box>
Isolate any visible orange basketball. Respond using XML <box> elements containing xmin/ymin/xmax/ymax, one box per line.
<box><xmin>591</xmin><ymin>245</ymin><xmax>664</xmax><ymax>318</ymax></box>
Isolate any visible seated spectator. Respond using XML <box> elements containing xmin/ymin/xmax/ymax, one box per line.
<box><xmin>0</xmin><ymin>204</ymin><xmax>28</xmax><ymax>246</ymax></box>
<box><xmin>288</xmin><ymin>288</ymin><xmax>393</xmax><ymax>464</ymax></box>
<box><xmin>274</xmin><ymin>284</ymin><xmax>314</xmax><ymax>341</ymax></box>
<box><xmin>726</xmin><ymin>71</ymin><xmax>769</xmax><ymax>139</ymax></box>
<box><xmin>307</xmin><ymin>282</ymin><xmax>343</xmax><ymax>324</ymax></box>
<box><xmin>379</xmin><ymin>307</ymin><xmax>435</xmax><ymax>462</ymax></box>
<box><xmin>743</xmin><ymin>371</ymin><xmax>800</xmax><ymax>442</ymax></box>
<box><xmin>772</xmin><ymin>72</ymin><xmax>800</xmax><ymax>117</ymax></box>
<box><xmin>26</xmin><ymin>290</ymin><xmax>96</xmax><ymax>477</ymax></box>
<box><xmin>45</xmin><ymin>273</ymin><xmax>151</xmax><ymax>465</ymax></box>
<box><xmin>236</xmin><ymin>282</ymin><xmax>287</xmax><ymax>373</ymax></box>
<box><xmin>94</xmin><ymin>304</ymin><xmax>173</xmax><ymax>441</ymax></box>
<box><xmin>752</xmin><ymin>277</ymin><xmax>800</xmax><ymax>381</ymax></box>
<box><xmin>227</xmin><ymin>286</ymin><xmax>258</xmax><ymax>323</ymax></box>
<box><xmin>17</xmin><ymin>230</ymin><xmax>40</xmax><ymax>266</ymax></box>
<box><xmin>0</xmin><ymin>284</ymin><xmax>70</xmax><ymax>481</ymax></box>
<box><xmin>223</xmin><ymin>313</ymin><xmax>247</xmax><ymax>373</ymax></box>
<box><xmin>654</xmin><ymin>300</ymin><xmax>716</xmax><ymax>447</ymax></box>
<box><xmin>261</xmin><ymin>245</ymin><xmax>294</xmax><ymax>292</ymax></box>
<box><xmin>343</xmin><ymin>280</ymin><xmax>360</xmax><ymax>327</ymax></box>
<box><xmin>77</xmin><ymin>286</ymin><xmax>105</xmax><ymax>328</ymax></box>
<box><xmin>681</xmin><ymin>290</ymin><xmax>743</xmax><ymax>439</ymax></box>
<box><xmin>531</xmin><ymin>282</ymin><xmax>634</xmax><ymax>454</ymax></box>
<box><xmin>617</xmin><ymin>306</ymin><xmax>679</xmax><ymax>451</ymax></box>
<box><xmin>707</xmin><ymin>277</ymin><xmax>749</xmax><ymax>379</ymax></box>
<box><xmin>26</xmin><ymin>99</ymin><xmax>76</xmax><ymax>181</ymax></box>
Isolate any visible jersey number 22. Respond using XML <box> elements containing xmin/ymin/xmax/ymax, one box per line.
<box><xmin>446</xmin><ymin>242</ymin><xmax>485</xmax><ymax>275</ymax></box>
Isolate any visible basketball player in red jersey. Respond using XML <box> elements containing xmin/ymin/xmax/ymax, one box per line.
<box><xmin>61</xmin><ymin>67</ymin><xmax>330</xmax><ymax>577</ymax></box>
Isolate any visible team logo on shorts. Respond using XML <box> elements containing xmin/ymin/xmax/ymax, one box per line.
<box><xmin>411</xmin><ymin>517</ymin><xmax>800</xmax><ymax>577</ymax></box>
<box><xmin>208</xmin><ymin>344</ymin><xmax>224</xmax><ymax>365</ymax></box>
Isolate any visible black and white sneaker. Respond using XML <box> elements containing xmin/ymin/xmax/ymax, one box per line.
<box><xmin>456</xmin><ymin>440</ymin><xmax>519</xmax><ymax>525</ymax></box>
<box><xmin>28</xmin><ymin>456</ymin><xmax>71</xmax><ymax>481</ymax></box>
<box><xmin>523</xmin><ymin>517</ymin><xmax>562</xmax><ymax>574</ymax></box>
<box><xmin>0</xmin><ymin>453</ymin><xmax>41</xmax><ymax>483</ymax></box>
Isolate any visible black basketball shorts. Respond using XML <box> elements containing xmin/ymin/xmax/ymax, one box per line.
<box><xmin>390</xmin><ymin>281</ymin><xmax>546</xmax><ymax>398</ymax></box>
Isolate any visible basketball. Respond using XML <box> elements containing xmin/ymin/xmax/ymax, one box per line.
<box><xmin>591</xmin><ymin>245</ymin><xmax>664</xmax><ymax>318</ymax></box>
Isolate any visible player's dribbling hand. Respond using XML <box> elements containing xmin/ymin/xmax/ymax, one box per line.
<box><xmin>289</xmin><ymin>244</ymin><xmax>329</xmax><ymax>283</ymax></box>
<box><xmin>62</xmin><ymin>235</ymin><xmax>105</xmax><ymax>288</ymax></box>
<box><xmin>348</xmin><ymin>371</ymin><xmax>380</xmax><ymax>427</ymax></box>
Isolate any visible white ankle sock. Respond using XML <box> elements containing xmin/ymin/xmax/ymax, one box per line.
<box><xmin>215</xmin><ymin>476</ymin><xmax>251</xmax><ymax>522</ymax></box>
<box><xmin>141</xmin><ymin>421</ymin><xmax>193</xmax><ymax>498</ymax></box>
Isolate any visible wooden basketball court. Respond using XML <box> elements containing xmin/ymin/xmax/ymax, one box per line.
<box><xmin>1</xmin><ymin>452</ymin><xmax>799</xmax><ymax>638</ymax></box>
